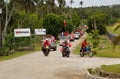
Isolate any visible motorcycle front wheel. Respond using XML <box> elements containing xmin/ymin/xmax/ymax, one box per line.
<box><xmin>80</xmin><ymin>51</ymin><xmax>85</xmax><ymax>57</ymax></box>
<box><xmin>62</xmin><ymin>51</ymin><xmax>66</xmax><ymax>57</ymax></box>
<box><xmin>44</xmin><ymin>49</ymin><xmax>49</xmax><ymax>56</ymax></box>
<box><xmin>66</xmin><ymin>51</ymin><xmax>70</xmax><ymax>57</ymax></box>
<box><xmin>88</xmin><ymin>51</ymin><xmax>93</xmax><ymax>57</ymax></box>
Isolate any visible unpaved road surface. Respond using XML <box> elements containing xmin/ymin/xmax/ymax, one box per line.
<box><xmin>0</xmin><ymin>34</ymin><xmax>120</xmax><ymax>79</ymax></box>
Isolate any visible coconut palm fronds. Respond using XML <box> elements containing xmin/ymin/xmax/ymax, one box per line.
<box><xmin>114</xmin><ymin>25</ymin><xmax>120</xmax><ymax>31</ymax></box>
<box><xmin>106</xmin><ymin>31</ymin><xmax>116</xmax><ymax>41</ymax></box>
<box><xmin>113</xmin><ymin>34</ymin><xmax>120</xmax><ymax>49</ymax></box>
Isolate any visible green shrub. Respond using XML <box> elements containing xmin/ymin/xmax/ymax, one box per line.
<box><xmin>0</xmin><ymin>47</ymin><xmax>9</xmax><ymax>56</ymax></box>
<box><xmin>4</xmin><ymin>34</ymin><xmax>17</xmax><ymax>50</ymax></box>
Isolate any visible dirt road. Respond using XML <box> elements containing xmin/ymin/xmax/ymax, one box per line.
<box><xmin>0</xmin><ymin>34</ymin><xmax>120</xmax><ymax>79</ymax></box>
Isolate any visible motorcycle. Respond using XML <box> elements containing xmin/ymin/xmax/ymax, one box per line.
<box><xmin>42</xmin><ymin>45</ymin><xmax>50</xmax><ymax>56</ymax></box>
<box><xmin>80</xmin><ymin>46</ymin><xmax>93</xmax><ymax>57</ymax></box>
<box><xmin>62</xmin><ymin>45</ymin><xmax>70</xmax><ymax>57</ymax></box>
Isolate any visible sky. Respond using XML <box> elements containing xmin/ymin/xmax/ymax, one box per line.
<box><xmin>56</xmin><ymin>0</ymin><xmax>120</xmax><ymax>8</ymax></box>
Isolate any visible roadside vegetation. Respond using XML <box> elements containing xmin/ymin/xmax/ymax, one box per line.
<box><xmin>74</xmin><ymin>21</ymin><xmax>120</xmax><ymax>58</ymax></box>
<box><xmin>74</xmin><ymin>21</ymin><xmax>120</xmax><ymax>78</ymax></box>
<box><xmin>0</xmin><ymin>1</ymin><xmax>120</xmax><ymax>78</ymax></box>
<box><xmin>0</xmin><ymin>1</ymin><xmax>120</xmax><ymax>60</ymax></box>
<box><xmin>0</xmin><ymin>38</ymin><xmax>41</xmax><ymax>61</ymax></box>
<box><xmin>74</xmin><ymin>33</ymin><xmax>120</xmax><ymax>58</ymax></box>
<box><xmin>101</xmin><ymin>64</ymin><xmax>120</xmax><ymax>74</ymax></box>
<box><xmin>83</xmin><ymin>22</ymin><xmax>120</xmax><ymax>78</ymax></box>
<box><xmin>0</xmin><ymin>48</ymin><xmax>40</xmax><ymax>61</ymax></box>
<box><xmin>95</xmin><ymin>22</ymin><xmax>120</xmax><ymax>58</ymax></box>
<box><xmin>88</xmin><ymin>64</ymin><xmax>120</xmax><ymax>78</ymax></box>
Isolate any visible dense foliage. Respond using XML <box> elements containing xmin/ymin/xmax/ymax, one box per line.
<box><xmin>43</xmin><ymin>13</ymin><xmax>64</xmax><ymax>37</ymax></box>
<box><xmin>87</xmin><ymin>12</ymin><xmax>107</xmax><ymax>35</ymax></box>
<box><xmin>0</xmin><ymin>0</ymin><xmax>120</xmax><ymax>55</ymax></box>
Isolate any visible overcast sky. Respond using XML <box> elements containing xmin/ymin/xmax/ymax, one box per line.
<box><xmin>56</xmin><ymin>0</ymin><xmax>120</xmax><ymax>8</ymax></box>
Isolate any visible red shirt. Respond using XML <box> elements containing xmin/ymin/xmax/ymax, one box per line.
<box><xmin>44</xmin><ymin>40</ymin><xmax>50</xmax><ymax>46</ymax></box>
<box><xmin>81</xmin><ymin>41</ymin><xmax>87</xmax><ymax>48</ymax></box>
<box><xmin>62</xmin><ymin>42</ymin><xmax>72</xmax><ymax>47</ymax></box>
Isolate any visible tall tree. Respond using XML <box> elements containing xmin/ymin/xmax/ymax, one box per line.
<box><xmin>79</xmin><ymin>1</ymin><xmax>83</xmax><ymax>18</ymax></box>
<box><xmin>80</xmin><ymin>1</ymin><xmax>83</xmax><ymax>8</ymax></box>
<box><xmin>3</xmin><ymin>0</ymin><xmax>17</xmax><ymax>38</ymax></box>
<box><xmin>0</xmin><ymin>0</ymin><xmax>5</xmax><ymax>47</ymax></box>
<box><xmin>46</xmin><ymin>0</ymin><xmax>56</xmax><ymax>13</ymax></box>
<box><xmin>43</xmin><ymin>13</ymin><xmax>64</xmax><ymax>37</ymax></box>
<box><xmin>57</xmin><ymin>0</ymin><xmax>66</xmax><ymax>14</ymax></box>
<box><xmin>57</xmin><ymin>0</ymin><xmax>66</xmax><ymax>8</ymax></box>
<box><xmin>36</xmin><ymin>0</ymin><xmax>47</xmax><ymax>19</ymax></box>
<box><xmin>69</xmin><ymin>0</ymin><xmax>74</xmax><ymax>19</ymax></box>
<box><xmin>13</xmin><ymin>0</ymin><xmax>37</xmax><ymax>27</ymax></box>
<box><xmin>15</xmin><ymin>0</ymin><xmax>36</xmax><ymax>14</ymax></box>
<box><xmin>70</xmin><ymin>0</ymin><xmax>74</xmax><ymax>7</ymax></box>
<box><xmin>113</xmin><ymin>24</ymin><xmax>120</xmax><ymax>49</ymax></box>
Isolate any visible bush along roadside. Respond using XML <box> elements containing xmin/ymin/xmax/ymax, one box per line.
<box><xmin>87</xmin><ymin>67</ymin><xmax>120</xmax><ymax>79</ymax></box>
<box><xmin>0</xmin><ymin>34</ymin><xmax>42</xmax><ymax>56</ymax></box>
<box><xmin>0</xmin><ymin>34</ymin><xmax>16</xmax><ymax>56</ymax></box>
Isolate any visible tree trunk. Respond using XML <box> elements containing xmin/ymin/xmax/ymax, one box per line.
<box><xmin>3</xmin><ymin>3</ymin><xmax>15</xmax><ymax>37</ymax></box>
<box><xmin>0</xmin><ymin>17</ymin><xmax>2</xmax><ymax>47</ymax></box>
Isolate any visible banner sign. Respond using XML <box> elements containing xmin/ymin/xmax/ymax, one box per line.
<box><xmin>34</xmin><ymin>29</ymin><xmax>46</xmax><ymax>35</ymax></box>
<box><xmin>14</xmin><ymin>28</ymin><xmax>31</xmax><ymax>37</ymax></box>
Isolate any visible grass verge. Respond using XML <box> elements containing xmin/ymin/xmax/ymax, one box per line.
<box><xmin>88</xmin><ymin>64</ymin><xmax>120</xmax><ymax>78</ymax></box>
<box><xmin>95</xmin><ymin>45</ymin><xmax>120</xmax><ymax>58</ymax></box>
<box><xmin>0</xmin><ymin>46</ymin><xmax>41</xmax><ymax>61</ymax></box>
<box><xmin>73</xmin><ymin>34</ymin><xmax>120</xmax><ymax>58</ymax></box>
<box><xmin>73</xmin><ymin>42</ymin><xmax>81</xmax><ymax>55</ymax></box>
<box><xmin>101</xmin><ymin>64</ymin><xmax>120</xmax><ymax>74</ymax></box>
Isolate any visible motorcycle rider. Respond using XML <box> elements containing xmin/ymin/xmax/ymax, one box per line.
<box><xmin>42</xmin><ymin>39</ymin><xmax>50</xmax><ymax>52</ymax></box>
<box><xmin>81</xmin><ymin>39</ymin><xmax>88</xmax><ymax>52</ymax></box>
<box><xmin>80</xmin><ymin>39</ymin><xmax>93</xmax><ymax>57</ymax></box>
<box><xmin>62</xmin><ymin>39</ymin><xmax>71</xmax><ymax>57</ymax></box>
<box><xmin>43</xmin><ymin>39</ymin><xmax>50</xmax><ymax>47</ymax></box>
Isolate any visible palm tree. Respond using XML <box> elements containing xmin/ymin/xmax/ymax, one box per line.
<box><xmin>36</xmin><ymin>0</ymin><xmax>47</xmax><ymax>19</ymax></box>
<box><xmin>70</xmin><ymin>0</ymin><xmax>74</xmax><ymax>7</ymax></box>
<box><xmin>107</xmin><ymin>24</ymin><xmax>120</xmax><ymax>49</ymax></box>
<box><xmin>57</xmin><ymin>0</ymin><xmax>66</xmax><ymax>14</ymax></box>
<box><xmin>113</xmin><ymin>24</ymin><xmax>120</xmax><ymax>49</ymax></box>
<box><xmin>70</xmin><ymin>0</ymin><xmax>74</xmax><ymax>12</ymax></box>
<box><xmin>79</xmin><ymin>1</ymin><xmax>83</xmax><ymax>18</ymax></box>
<box><xmin>0</xmin><ymin>0</ymin><xmax>20</xmax><ymax>45</ymax></box>
<box><xmin>3</xmin><ymin>0</ymin><xmax>17</xmax><ymax>39</ymax></box>
<box><xmin>90</xmin><ymin>30</ymin><xmax>100</xmax><ymax>48</ymax></box>
<box><xmin>57</xmin><ymin>0</ymin><xmax>66</xmax><ymax>8</ymax></box>
<box><xmin>13</xmin><ymin>0</ymin><xmax>37</xmax><ymax>27</ymax></box>
<box><xmin>15</xmin><ymin>0</ymin><xmax>36</xmax><ymax>14</ymax></box>
<box><xmin>4</xmin><ymin>0</ymin><xmax>38</xmax><ymax>33</ymax></box>
<box><xmin>80</xmin><ymin>1</ymin><xmax>83</xmax><ymax>8</ymax></box>
<box><xmin>46</xmin><ymin>0</ymin><xmax>56</xmax><ymax>13</ymax></box>
<box><xmin>114</xmin><ymin>25</ymin><xmax>120</xmax><ymax>31</ymax></box>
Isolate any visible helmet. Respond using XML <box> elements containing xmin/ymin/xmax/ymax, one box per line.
<box><xmin>46</xmin><ymin>39</ymin><xmax>49</xmax><ymax>42</ymax></box>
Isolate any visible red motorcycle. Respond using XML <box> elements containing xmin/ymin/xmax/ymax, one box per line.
<box><xmin>61</xmin><ymin>42</ymin><xmax>71</xmax><ymax>57</ymax></box>
<box><xmin>62</xmin><ymin>45</ymin><xmax>70</xmax><ymax>57</ymax></box>
<box><xmin>42</xmin><ymin>45</ymin><xmax>50</xmax><ymax>56</ymax></box>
